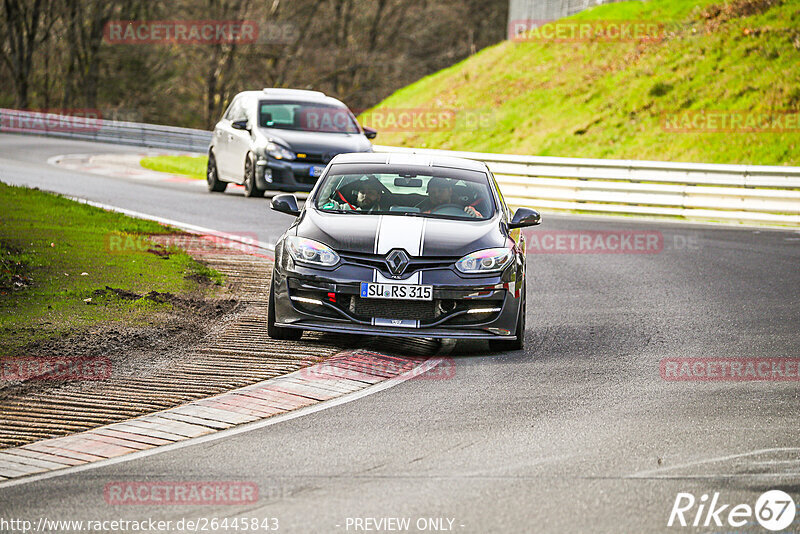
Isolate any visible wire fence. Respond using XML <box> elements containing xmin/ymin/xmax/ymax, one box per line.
<box><xmin>507</xmin><ymin>0</ymin><xmax>629</xmax><ymax>38</ymax></box>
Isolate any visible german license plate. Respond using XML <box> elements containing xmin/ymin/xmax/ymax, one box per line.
<box><xmin>360</xmin><ymin>282</ymin><xmax>432</xmax><ymax>301</ymax></box>
<box><xmin>309</xmin><ymin>166</ymin><xmax>324</xmax><ymax>177</ymax></box>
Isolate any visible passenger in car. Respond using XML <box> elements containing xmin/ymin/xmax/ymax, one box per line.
<box><xmin>421</xmin><ymin>177</ymin><xmax>482</xmax><ymax>218</ymax></box>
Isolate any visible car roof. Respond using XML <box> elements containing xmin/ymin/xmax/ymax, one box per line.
<box><xmin>234</xmin><ymin>89</ymin><xmax>347</xmax><ymax>108</ymax></box>
<box><xmin>329</xmin><ymin>152</ymin><xmax>489</xmax><ymax>173</ymax></box>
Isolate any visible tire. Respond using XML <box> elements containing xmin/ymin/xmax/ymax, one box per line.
<box><xmin>268</xmin><ymin>275</ymin><xmax>302</xmax><ymax>340</ymax></box>
<box><xmin>489</xmin><ymin>282</ymin><xmax>526</xmax><ymax>352</ymax></box>
<box><xmin>207</xmin><ymin>152</ymin><xmax>227</xmax><ymax>193</ymax></box>
<box><xmin>243</xmin><ymin>153</ymin><xmax>265</xmax><ymax>198</ymax></box>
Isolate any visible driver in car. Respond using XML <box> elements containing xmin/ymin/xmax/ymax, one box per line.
<box><xmin>321</xmin><ymin>177</ymin><xmax>384</xmax><ymax>213</ymax></box>
<box><xmin>423</xmin><ymin>177</ymin><xmax>482</xmax><ymax>218</ymax></box>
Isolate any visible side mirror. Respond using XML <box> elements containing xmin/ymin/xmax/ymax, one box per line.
<box><xmin>363</xmin><ymin>126</ymin><xmax>377</xmax><ymax>139</ymax></box>
<box><xmin>509</xmin><ymin>208</ymin><xmax>541</xmax><ymax>229</ymax></box>
<box><xmin>271</xmin><ymin>194</ymin><xmax>301</xmax><ymax>216</ymax></box>
<box><xmin>232</xmin><ymin>119</ymin><xmax>249</xmax><ymax>131</ymax></box>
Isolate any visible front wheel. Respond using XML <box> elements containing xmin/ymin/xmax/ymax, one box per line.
<box><xmin>489</xmin><ymin>286</ymin><xmax>526</xmax><ymax>352</ymax></box>
<box><xmin>268</xmin><ymin>275</ymin><xmax>302</xmax><ymax>340</ymax></box>
<box><xmin>207</xmin><ymin>152</ymin><xmax>227</xmax><ymax>193</ymax></box>
<box><xmin>243</xmin><ymin>154</ymin><xmax>265</xmax><ymax>198</ymax></box>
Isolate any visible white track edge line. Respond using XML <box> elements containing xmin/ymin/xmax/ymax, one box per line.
<box><xmin>0</xmin><ymin>357</ymin><xmax>444</xmax><ymax>490</ymax></box>
<box><xmin>65</xmin><ymin>197</ymin><xmax>275</xmax><ymax>252</ymax></box>
<box><xmin>45</xmin><ymin>152</ymin><xmax>274</xmax><ymax>251</ymax></box>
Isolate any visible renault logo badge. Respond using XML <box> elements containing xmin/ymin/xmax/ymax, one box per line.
<box><xmin>385</xmin><ymin>249</ymin><xmax>410</xmax><ymax>276</ymax></box>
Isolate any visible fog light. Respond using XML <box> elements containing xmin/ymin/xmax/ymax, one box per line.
<box><xmin>291</xmin><ymin>296</ymin><xmax>323</xmax><ymax>306</ymax></box>
<box><xmin>467</xmin><ymin>307</ymin><xmax>502</xmax><ymax>314</ymax></box>
<box><xmin>257</xmin><ymin>160</ymin><xmax>272</xmax><ymax>183</ymax></box>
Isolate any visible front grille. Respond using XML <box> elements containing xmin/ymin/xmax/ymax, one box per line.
<box><xmin>352</xmin><ymin>296</ymin><xmax>437</xmax><ymax>321</ymax></box>
<box><xmin>295</xmin><ymin>153</ymin><xmax>326</xmax><ymax>164</ymax></box>
<box><xmin>293</xmin><ymin>171</ymin><xmax>319</xmax><ymax>185</ymax></box>
<box><xmin>338</xmin><ymin>252</ymin><xmax>458</xmax><ymax>278</ymax></box>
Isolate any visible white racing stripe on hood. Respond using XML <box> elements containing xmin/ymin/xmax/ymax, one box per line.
<box><xmin>370</xmin><ymin>216</ymin><xmax>428</xmax><ymax>328</ymax></box>
<box><xmin>375</xmin><ymin>216</ymin><xmax>425</xmax><ymax>256</ymax></box>
<box><xmin>373</xmin><ymin>216</ymin><xmax>426</xmax><ymax>284</ymax></box>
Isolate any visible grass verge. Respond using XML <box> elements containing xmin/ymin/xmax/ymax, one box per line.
<box><xmin>140</xmin><ymin>155</ymin><xmax>207</xmax><ymax>180</ymax></box>
<box><xmin>360</xmin><ymin>0</ymin><xmax>799</xmax><ymax>165</ymax></box>
<box><xmin>0</xmin><ymin>181</ymin><xmax>223</xmax><ymax>353</ymax></box>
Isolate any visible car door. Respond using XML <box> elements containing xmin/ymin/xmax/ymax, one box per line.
<box><xmin>227</xmin><ymin>97</ymin><xmax>253</xmax><ymax>184</ymax></box>
<box><xmin>214</xmin><ymin>97</ymin><xmax>240</xmax><ymax>181</ymax></box>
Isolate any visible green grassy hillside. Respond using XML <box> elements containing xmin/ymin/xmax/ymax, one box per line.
<box><xmin>361</xmin><ymin>0</ymin><xmax>800</xmax><ymax>165</ymax></box>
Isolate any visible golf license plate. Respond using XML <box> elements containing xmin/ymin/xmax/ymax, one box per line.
<box><xmin>360</xmin><ymin>282</ymin><xmax>432</xmax><ymax>301</ymax></box>
<box><xmin>309</xmin><ymin>166</ymin><xmax>324</xmax><ymax>177</ymax></box>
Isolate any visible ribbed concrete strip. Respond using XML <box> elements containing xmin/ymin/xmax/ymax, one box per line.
<box><xmin>0</xmin><ymin>448</ymin><xmax>84</xmax><ymax>467</ymax></box>
<box><xmin>0</xmin><ymin>350</ymin><xmax>429</xmax><ymax>480</ymax></box>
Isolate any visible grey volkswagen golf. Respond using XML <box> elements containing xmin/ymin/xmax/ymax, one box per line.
<box><xmin>207</xmin><ymin>88</ymin><xmax>376</xmax><ymax>197</ymax></box>
<box><xmin>267</xmin><ymin>152</ymin><xmax>541</xmax><ymax>351</ymax></box>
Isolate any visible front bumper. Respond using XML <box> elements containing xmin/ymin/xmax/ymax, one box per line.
<box><xmin>271</xmin><ymin>261</ymin><xmax>523</xmax><ymax>340</ymax></box>
<box><xmin>255</xmin><ymin>157</ymin><xmax>326</xmax><ymax>193</ymax></box>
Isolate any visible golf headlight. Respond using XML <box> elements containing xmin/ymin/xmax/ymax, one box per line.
<box><xmin>455</xmin><ymin>248</ymin><xmax>513</xmax><ymax>274</ymax></box>
<box><xmin>286</xmin><ymin>236</ymin><xmax>339</xmax><ymax>267</ymax></box>
<box><xmin>266</xmin><ymin>142</ymin><xmax>295</xmax><ymax>161</ymax></box>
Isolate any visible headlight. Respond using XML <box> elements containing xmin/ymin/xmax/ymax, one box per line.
<box><xmin>285</xmin><ymin>236</ymin><xmax>339</xmax><ymax>267</ymax></box>
<box><xmin>266</xmin><ymin>142</ymin><xmax>295</xmax><ymax>161</ymax></box>
<box><xmin>455</xmin><ymin>248</ymin><xmax>513</xmax><ymax>274</ymax></box>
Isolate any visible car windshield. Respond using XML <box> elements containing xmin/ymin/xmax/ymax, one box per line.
<box><xmin>314</xmin><ymin>165</ymin><xmax>495</xmax><ymax>220</ymax></box>
<box><xmin>258</xmin><ymin>100</ymin><xmax>360</xmax><ymax>134</ymax></box>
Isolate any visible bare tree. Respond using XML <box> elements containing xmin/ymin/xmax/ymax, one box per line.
<box><xmin>196</xmin><ymin>0</ymin><xmax>254</xmax><ymax>128</ymax></box>
<box><xmin>0</xmin><ymin>0</ymin><xmax>55</xmax><ymax>108</ymax></box>
<box><xmin>0</xmin><ymin>0</ymin><xmax>508</xmax><ymax>126</ymax></box>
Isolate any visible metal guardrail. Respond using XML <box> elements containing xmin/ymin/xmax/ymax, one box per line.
<box><xmin>373</xmin><ymin>145</ymin><xmax>800</xmax><ymax>226</ymax></box>
<box><xmin>0</xmin><ymin>108</ymin><xmax>212</xmax><ymax>152</ymax></box>
<box><xmin>2</xmin><ymin>108</ymin><xmax>798</xmax><ymax>226</ymax></box>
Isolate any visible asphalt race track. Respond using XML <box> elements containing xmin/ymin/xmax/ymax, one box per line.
<box><xmin>1</xmin><ymin>132</ymin><xmax>799</xmax><ymax>533</ymax></box>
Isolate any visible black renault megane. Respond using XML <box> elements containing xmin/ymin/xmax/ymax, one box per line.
<box><xmin>267</xmin><ymin>152</ymin><xmax>541</xmax><ymax>351</ymax></box>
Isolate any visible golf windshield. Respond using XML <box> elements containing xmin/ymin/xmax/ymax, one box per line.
<box><xmin>315</xmin><ymin>165</ymin><xmax>495</xmax><ymax>220</ymax></box>
<box><xmin>258</xmin><ymin>101</ymin><xmax>361</xmax><ymax>134</ymax></box>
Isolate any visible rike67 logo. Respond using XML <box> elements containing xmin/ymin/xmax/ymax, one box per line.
<box><xmin>668</xmin><ymin>490</ymin><xmax>796</xmax><ymax>531</ymax></box>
